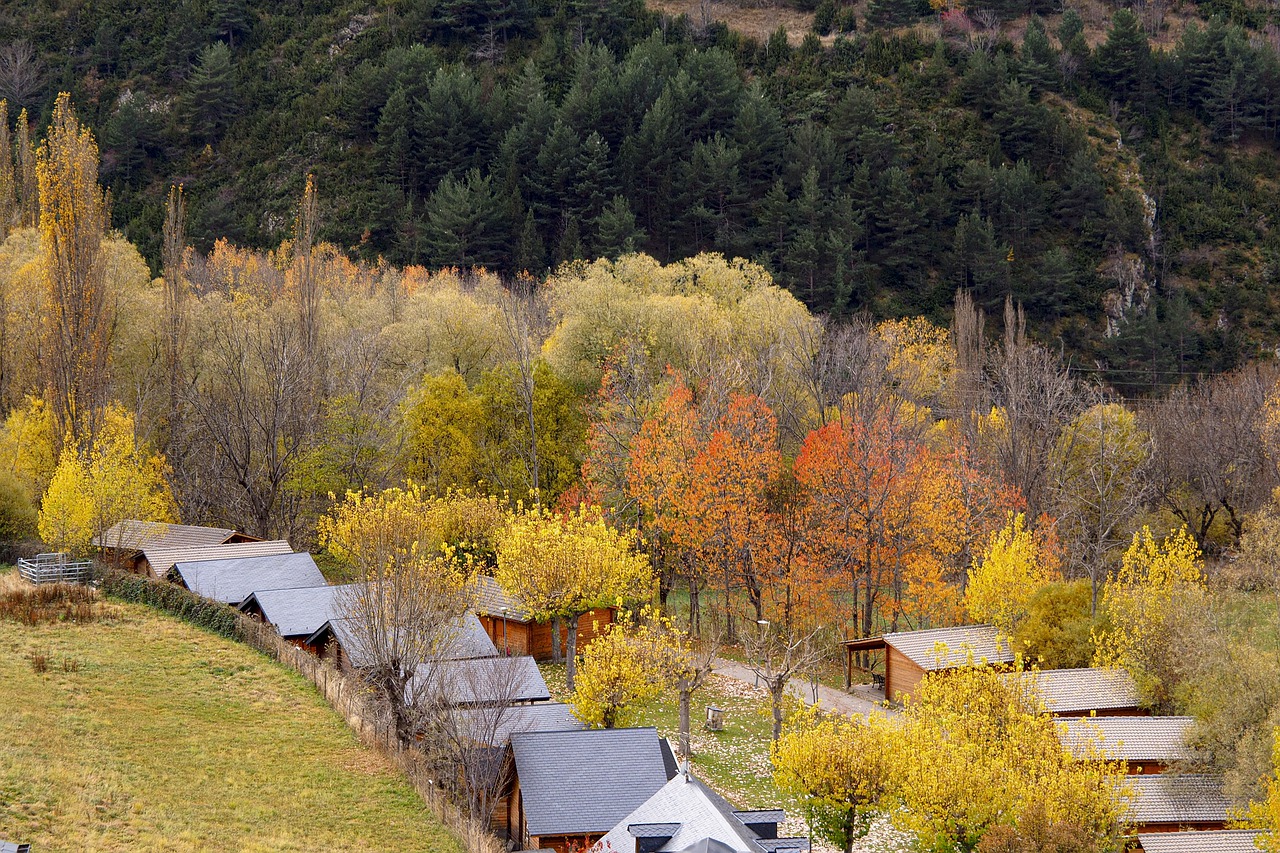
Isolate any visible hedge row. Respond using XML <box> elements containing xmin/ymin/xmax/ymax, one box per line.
<box><xmin>100</xmin><ymin>570</ymin><xmax>242</xmax><ymax>639</ymax></box>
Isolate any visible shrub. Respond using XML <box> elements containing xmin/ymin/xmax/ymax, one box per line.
<box><xmin>814</xmin><ymin>0</ymin><xmax>838</xmax><ymax>35</ymax></box>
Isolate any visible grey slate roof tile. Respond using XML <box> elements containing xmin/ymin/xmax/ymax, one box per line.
<box><xmin>883</xmin><ymin>625</ymin><xmax>1014</xmax><ymax>671</ymax></box>
<box><xmin>1126</xmin><ymin>774</ymin><xmax>1231</xmax><ymax>825</ymax></box>
<box><xmin>93</xmin><ymin>520</ymin><xmax>237</xmax><ymax>550</ymax></box>
<box><xmin>173</xmin><ymin>551</ymin><xmax>322</xmax><ymax>605</ymax></box>
<box><xmin>453</xmin><ymin>701</ymin><xmax>583</xmax><ymax>746</ymax></box>
<box><xmin>238</xmin><ymin>583</ymin><xmax>363</xmax><ymax>638</ymax></box>
<box><xmin>474</xmin><ymin>575</ymin><xmax>530</xmax><ymax>621</ymax></box>
<box><xmin>410</xmin><ymin>654</ymin><xmax>549</xmax><ymax>705</ymax></box>
<box><xmin>512</xmin><ymin>727</ymin><xmax>670</xmax><ymax>836</ymax></box>
<box><xmin>1138</xmin><ymin>829</ymin><xmax>1263</xmax><ymax>852</ymax></box>
<box><xmin>150</xmin><ymin>540</ymin><xmax>293</xmax><ymax>579</ymax></box>
<box><xmin>1059</xmin><ymin>716</ymin><xmax>1195</xmax><ymax>763</ymax></box>
<box><xmin>1009</xmin><ymin>668</ymin><xmax>1142</xmax><ymax>714</ymax></box>
<box><xmin>312</xmin><ymin>612</ymin><xmax>499</xmax><ymax>668</ymax></box>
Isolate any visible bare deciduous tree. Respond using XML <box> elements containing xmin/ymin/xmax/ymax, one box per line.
<box><xmin>742</xmin><ymin>620</ymin><xmax>826</xmax><ymax>742</ymax></box>
<box><xmin>0</xmin><ymin>41</ymin><xmax>45</xmax><ymax>108</ymax></box>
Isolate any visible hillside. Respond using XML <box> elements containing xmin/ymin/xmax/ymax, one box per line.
<box><xmin>0</xmin><ymin>0</ymin><xmax>1278</xmax><ymax>382</ymax></box>
<box><xmin>0</xmin><ymin>574</ymin><xmax>463</xmax><ymax>852</ymax></box>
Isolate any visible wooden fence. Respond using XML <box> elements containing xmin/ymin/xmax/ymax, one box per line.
<box><xmin>233</xmin><ymin>616</ymin><xmax>504</xmax><ymax>853</ymax></box>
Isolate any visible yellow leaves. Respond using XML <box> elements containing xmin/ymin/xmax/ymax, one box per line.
<box><xmin>966</xmin><ymin>513</ymin><xmax>1060</xmax><ymax>634</ymax></box>
<box><xmin>875</xmin><ymin>317</ymin><xmax>955</xmax><ymax>404</ymax></box>
<box><xmin>1092</xmin><ymin>526</ymin><xmax>1205</xmax><ymax>703</ymax></box>
<box><xmin>1242</xmin><ymin>729</ymin><xmax>1280</xmax><ymax>851</ymax></box>
<box><xmin>570</xmin><ymin>612</ymin><xmax>677</xmax><ymax>728</ymax></box>
<box><xmin>37</xmin><ymin>403</ymin><xmax>176</xmax><ymax>556</ymax></box>
<box><xmin>493</xmin><ymin>503</ymin><xmax>653</xmax><ymax>620</ymax></box>
<box><xmin>772</xmin><ymin>667</ymin><xmax>1128</xmax><ymax>851</ymax></box>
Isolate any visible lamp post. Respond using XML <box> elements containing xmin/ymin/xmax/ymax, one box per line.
<box><xmin>501</xmin><ymin>607</ymin><xmax>510</xmax><ymax>656</ymax></box>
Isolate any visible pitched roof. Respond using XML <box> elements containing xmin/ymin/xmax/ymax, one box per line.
<box><xmin>309</xmin><ymin>613</ymin><xmax>499</xmax><ymax>668</ymax></box>
<box><xmin>1009</xmin><ymin>668</ymin><xmax>1142</xmax><ymax>715</ymax></box>
<box><xmin>595</xmin><ymin>772</ymin><xmax>809</xmax><ymax>853</ymax></box>
<box><xmin>452</xmin><ymin>701</ymin><xmax>583</xmax><ymax>747</ymax></box>
<box><xmin>474</xmin><ymin>574</ymin><xmax>529</xmax><ymax>621</ymax></box>
<box><xmin>173</xmin><ymin>551</ymin><xmax>322</xmax><ymax>605</ymax></box>
<box><xmin>1059</xmin><ymin>716</ymin><xmax>1195</xmax><ymax>763</ymax></box>
<box><xmin>512</xmin><ymin>727</ymin><xmax>671</xmax><ymax>836</ymax></box>
<box><xmin>238</xmin><ymin>583</ymin><xmax>363</xmax><ymax>638</ymax></box>
<box><xmin>0</xmin><ymin>842</ymin><xmax>31</xmax><ymax>853</ymax></box>
<box><xmin>1126</xmin><ymin>774</ymin><xmax>1231</xmax><ymax>826</ymax></box>
<box><xmin>146</xmin><ymin>539</ymin><xmax>293</xmax><ymax>579</ymax></box>
<box><xmin>410</xmin><ymin>655</ymin><xmax>549</xmax><ymax>705</ymax></box>
<box><xmin>1138</xmin><ymin>829</ymin><xmax>1263</xmax><ymax>852</ymax></box>
<box><xmin>883</xmin><ymin>625</ymin><xmax>1014</xmax><ymax>671</ymax></box>
<box><xmin>93</xmin><ymin>520</ymin><xmax>239</xmax><ymax>551</ymax></box>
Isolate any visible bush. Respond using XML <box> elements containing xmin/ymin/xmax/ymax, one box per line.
<box><xmin>0</xmin><ymin>581</ymin><xmax>98</xmax><ymax>626</ymax></box>
<box><xmin>834</xmin><ymin>7</ymin><xmax>858</xmax><ymax>33</ymax></box>
<box><xmin>813</xmin><ymin>0</ymin><xmax>837</xmax><ymax>35</ymax></box>
<box><xmin>100</xmin><ymin>571</ymin><xmax>242</xmax><ymax>639</ymax></box>
<box><xmin>1013</xmin><ymin>580</ymin><xmax>1104</xmax><ymax>669</ymax></box>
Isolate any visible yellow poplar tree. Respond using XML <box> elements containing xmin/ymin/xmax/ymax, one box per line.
<box><xmin>1245</xmin><ymin>730</ymin><xmax>1280</xmax><ymax>852</ymax></box>
<box><xmin>37</xmin><ymin>405</ymin><xmax>177</xmax><ymax>556</ymax></box>
<box><xmin>495</xmin><ymin>504</ymin><xmax>653</xmax><ymax>689</ymax></box>
<box><xmin>37</xmin><ymin>93</ymin><xmax>112</xmax><ymax>448</ymax></box>
<box><xmin>965</xmin><ymin>512</ymin><xmax>1060</xmax><ymax>635</ymax></box>
<box><xmin>1092</xmin><ymin>525</ymin><xmax>1205</xmax><ymax>710</ymax></box>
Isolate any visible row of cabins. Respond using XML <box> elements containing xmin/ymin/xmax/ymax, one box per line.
<box><xmin>97</xmin><ymin>521</ymin><xmax>795</xmax><ymax>853</ymax></box>
<box><xmin>843</xmin><ymin>625</ymin><xmax>1242</xmax><ymax>846</ymax></box>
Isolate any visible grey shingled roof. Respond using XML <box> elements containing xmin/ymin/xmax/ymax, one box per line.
<box><xmin>1059</xmin><ymin>716</ymin><xmax>1195</xmax><ymax>763</ymax></box>
<box><xmin>511</xmin><ymin>727</ymin><xmax>671</xmax><ymax>836</ymax></box>
<box><xmin>1126</xmin><ymin>774</ymin><xmax>1231</xmax><ymax>825</ymax></box>
<box><xmin>596</xmin><ymin>772</ymin><xmax>809</xmax><ymax>853</ymax></box>
<box><xmin>311</xmin><ymin>613</ymin><xmax>499</xmax><ymax>668</ymax></box>
<box><xmin>1009</xmin><ymin>668</ymin><xmax>1142</xmax><ymax>714</ymax></box>
<box><xmin>0</xmin><ymin>842</ymin><xmax>31</xmax><ymax>853</ymax></box>
<box><xmin>173</xmin><ymin>551</ymin><xmax>322</xmax><ymax>605</ymax></box>
<box><xmin>238</xmin><ymin>583</ymin><xmax>363</xmax><ymax>638</ymax></box>
<box><xmin>474</xmin><ymin>574</ymin><xmax>530</xmax><ymax>621</ymax></box>
<box><xmin>410</xmin><ymin>655</ymin><xmax>549</xmax><ymax>705</ymax></box>
<box><xmin>93</xmin><ymin>520</ymin><xmax>238</xmax><ymax>551</ymax></box>
<box><xmin>883</xmin><ymin>625</ymin><xmax>1013</xmax><ymax>671</ymax></box>
<box><xmin>453</xmin><ymin>701</ymin><xmax>583</xmax><ymax>747</ymax></box>
<box><xmin>147</xmin><ymin>539</ymin><xmax>293</xmax><ymax>579</ymax></box>
<box><xmin>1138</xmin><ymin>829</ymin><xmax>1263</xmax><ymax>852</ymax></box>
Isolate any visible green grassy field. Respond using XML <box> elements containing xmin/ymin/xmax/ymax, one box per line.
<box><xmin>0</xmin><ymin>578</ymin><xmax>462</xmax><ymax>852</ymax></box>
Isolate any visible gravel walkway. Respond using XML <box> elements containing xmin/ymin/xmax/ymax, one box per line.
<box><xmin>711</xmin><ymin>657</ymin><xmax>899</xmax><ymax>720</ymax></box>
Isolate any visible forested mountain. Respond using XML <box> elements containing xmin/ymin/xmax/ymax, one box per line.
<box><xmin>1</xmin><ymin>0</ymin><xmax>1279</xmax><ymax>383</ymax></box>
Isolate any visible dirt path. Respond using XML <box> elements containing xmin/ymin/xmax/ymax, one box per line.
<box><xmin>712</xmin><ymin>657</ymin><xmax>899</xmax><ymax>720</ymax></box>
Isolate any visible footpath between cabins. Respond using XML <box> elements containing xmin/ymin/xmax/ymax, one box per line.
<box><xmin>99</xmin><ymin>571</ymin><xmax>503</xmax><ymax>853</ymax></box>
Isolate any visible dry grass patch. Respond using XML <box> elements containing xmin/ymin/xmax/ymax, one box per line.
<box><xmin>646</xmin><ymin>0</ymin><xmax>816</xmax><ymax>44</ymax></box>
<box><xmin>0</xmin><ymin>599</ymin><xmax>463</xmax><ymax>852</ymax></box>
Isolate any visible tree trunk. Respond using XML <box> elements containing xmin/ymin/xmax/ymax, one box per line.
<box><xmin>689</xmin><ymin>578</ymin><xmax>700</xmax><ymax>637</ymax></box>
<box><xmin>678</xmin><ymin>680</ymin><xmax>692</xmax><ymax>760</ymax></box>
<box><xmin>550</xmin><ymin>615</ymin><xmax>562</xmax><ymax>664</ymax></box>
<box><xmin>565</xmin><ymin>612</ymin><xmax>580</xmax><ymax>692</ymax></box>
<box><xmin>770</xmin><ymin>679</ymin><xmax>785</xmax><ymax>742</ymax></box>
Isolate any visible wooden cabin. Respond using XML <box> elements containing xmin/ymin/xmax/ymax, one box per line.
<box><xmin>308</xmin><ymin>613</ymin><xmax>499</xmax><ymax>672</ymax></box>
<box><xmin>1009</xmin><ymin>667</ymin><xmax>1146</xmax><ymax>717</ymax></box>
<box><xmin>1126</xmin><ymin>774</ymin><xmax>1230</xmax><ymax>834</ymax></box>
<box><xmin>407</xmin><ymin>655</ymin><xmax>550</xmax><ymax>707</ymax></box>
<box><xmin>142</xmin><ymin>539</ymin><xmax>293</xmax><ymax>581</ymax></box>
<box><xmin>93</xmin><ymin>520</ymin><xmax>261</xmax><ymax>574</ymax></box>
<box><xmin>1138</xmin><ymin>829</ymin><xmax>1262</xmax><ymax>852</ymax></box>
<box><xmin>1058</xmin><ymin>716</ymin><xmax>1194</xmax><ymax>775</ymax></box>
<box><xmin>475</xmin><ymin>575</ymin><xmax>615</xmax><ymax>661</ymax></box>
<box><xmin>842</xmin><ymin>624</ymin><xmax>1014</xmax><ymax>703</ymax></box>
<box><xmin>506</xmin><ymin>727</ymin><xmax>677</xmax><ymax>852</ymax></box>
<box><xmin>171</xmin><ymin>551</ymin><xmax>322</xmax><ymax>607</ymax></box>
<box><xmin>238</xmin><ymin>583</ymin><xmax>362</xmax><ymax>651</ymax></box>
<box><xmin>593</xmin><ymin>771</ymin><xmax>809</xmax><ymax>853</ymax></box>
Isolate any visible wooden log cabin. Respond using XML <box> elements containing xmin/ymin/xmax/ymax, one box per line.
<box><xmin>238</xmin><ymin>583</ymin><xmax>363</xmax><ymax>651</ymax></box>
<box><xmin>171</xmin><ymin>551</ymin><xmax>324</xmax><ymax>607</ymax></box>
<box><xmin>1058</xmin><ymin>716</ymin><xmax>1194</xmax><ymax>775</ymax></box>
<box><xmin>92</xmin><ymin>520</ymin><xmax>262</xmax><ymax>575</ymax></box>
<box><xmin>142</xmin><ymin>539</ymin><xmax>294</xmax><ymax>581</ymax></box>
<box><xmin>307</xmin><ymin>613</ymin><xmax>499</xmax><ymax>672</ymax></box>
<box><xmin>474</xmin><ymin>576</ymin><xmax>615</xmax><ymax>661</ymax></box>
<box><xmin>1138</xmin><ymin>830</ymin><xmax>1262</xmax><ymax>852</ymax></box>
<box><xmin>1007</xmin><ymin>667</ymin><xmax>1146</xmax><ymax>717</ymax></box>
<box><xmin>1126</xmin><ymin>774</ymin><xmax>1230</xmax><ymax>834</ymax></box>
<box><xmin>506</xmin><ymin>727</ymin><xmax>678</xmax><ymax>852</ymax></box>
<box><xmin>841</xmin><ymin>624</ymin><xmax>1015</xmax><ymax>703</ymax></box>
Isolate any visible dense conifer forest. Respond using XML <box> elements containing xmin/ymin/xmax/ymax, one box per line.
<box><xmin>2</xmin><ymin>0</ymin><xmax>1279</xmax><ymax>382</ymax></box>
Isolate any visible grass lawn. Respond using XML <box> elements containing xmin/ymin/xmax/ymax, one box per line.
<box><xmin>0</xmin><ymin>577</ymin><xmax>463</xmax><ymax>852</ymax></box>
<box><xmin>540</xmin><ymin>663</ymin><xmax>783</xmax><ymax>809</ymax></box>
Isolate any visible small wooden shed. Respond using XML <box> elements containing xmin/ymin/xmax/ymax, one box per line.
<box><xmin>474</xmin><ymin>575</ymin><xmax>615</xmax><ymax>661</ymax></box>
<box><xmin>842</xmin><ymin>624</ymin><xmax>1014</xmax><ymax>703</ymax></box>
<box><xmin>93</xmin><ymin>520</ymin><xmax>261</xmax><ymax>575</ymax></box>
<box><xmin>1058</xmin><ymin>716</ymin><xmax>1194</xmax><ymax>774</ymax></box>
